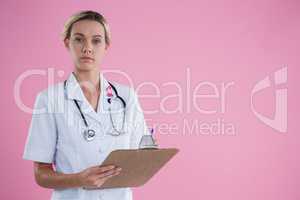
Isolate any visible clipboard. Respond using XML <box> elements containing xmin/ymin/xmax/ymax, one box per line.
<box><xmin>93</xmin><ymin>148</ymin><xmax>179</xmax><ymax>189</ymax></box>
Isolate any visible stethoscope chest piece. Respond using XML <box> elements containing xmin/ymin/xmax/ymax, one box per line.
<box><xmin>83</xmin><ymin>129</ymin><xmax>96</xmax><ymax>141</ymax></box>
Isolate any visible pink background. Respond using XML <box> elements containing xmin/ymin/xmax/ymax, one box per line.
<box><xmin>1</xmin><ymin>0</ymin><xmax>299</xmax><ymax>199</ymax></box>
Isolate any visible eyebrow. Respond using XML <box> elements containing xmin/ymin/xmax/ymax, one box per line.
<box><xmin>72</xmin><ymin>33</ymin><xmax>103</xmax><ymax>37</ymax></box>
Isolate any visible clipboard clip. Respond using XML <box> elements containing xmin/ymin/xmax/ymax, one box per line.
<box><xmin>139</xmin><ymin>128</ymin><xmax>158</xmax><ymax>149</ymax></box>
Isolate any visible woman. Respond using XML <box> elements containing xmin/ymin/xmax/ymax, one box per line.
<box><xmin>23</xmin><ymin>10</ymin><xmax>150</xmax><ymax>200</ymax></box>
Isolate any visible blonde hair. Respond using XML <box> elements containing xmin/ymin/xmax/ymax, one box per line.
<box><xmin>62</xmin><ymin>10</ymin><xmax>111</xmax><ymax>46</ymax></box>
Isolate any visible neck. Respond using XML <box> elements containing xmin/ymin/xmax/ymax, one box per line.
<box><xmin>73</xmin><ymin>68</ymin><xmax>101</xmax><ymax>94</ymax></box>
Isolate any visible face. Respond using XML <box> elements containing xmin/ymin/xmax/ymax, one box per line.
<box><xmin>64</xmin><ymin>20</ymin><xmax>108</xmax><ymax>72</ymax></box>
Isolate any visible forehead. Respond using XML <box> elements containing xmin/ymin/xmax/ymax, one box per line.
<box><xmin>71</xmin><ymin>19</ymin><xmax>105</xmax><ymax>37</ymax></box>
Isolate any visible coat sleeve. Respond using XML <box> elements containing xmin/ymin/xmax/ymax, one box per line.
<box><xmin>23</xmin><ymin>91</ymin><xmax>58</xmax><ymax>163</ymax></box>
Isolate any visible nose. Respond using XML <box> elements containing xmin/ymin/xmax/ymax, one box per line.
<box><xmin>82</xmin><ymin>41</ymin><xmax>93</xmax><ymax>55</ymax></box>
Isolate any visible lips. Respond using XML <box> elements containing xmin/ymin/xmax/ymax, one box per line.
<box><xmin>80</xmin><ymin>57</ymin><xmax>94</xmax><ymax>62</ymax></box>
<box><xmin>80</xmin><ymin>57</ymin><xmax>94</xmax><ymax>60</ymax></box>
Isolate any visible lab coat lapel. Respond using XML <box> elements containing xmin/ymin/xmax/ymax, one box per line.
<box><xmin>82</xmin><ymin>73</ymin><xmax>111</xmax><ymax>124</ymax></box>
<box><xmin>65</xmin><ymin>72</ymin><xmax>85</xmax><ymax>102</ymax></box>
<box><xmin>65</xmin><ymin>72</ymin><xmax>110</xmax><ymax>125</ymax></box>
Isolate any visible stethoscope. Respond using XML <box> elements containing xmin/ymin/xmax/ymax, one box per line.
<box><xmin>64</xmin><ymin>79</ymin><xmax>127</xmax><ymax>141</ymax></box>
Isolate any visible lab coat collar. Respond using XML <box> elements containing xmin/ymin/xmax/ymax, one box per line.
<box><xmin>65</xmin><ymin>71</ymin><xmax>110</xmax><ymax>102</ymax></box>
<box><xmin>65</xmin><ymin>71</ymin><xmax>111</xmax><ymax>124</ymax></box>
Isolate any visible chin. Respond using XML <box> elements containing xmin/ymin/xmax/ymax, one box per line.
<box><xmin>76</xmin><ymin>63</ymin><xmax>98</xmax><ymax>72</ymax></box>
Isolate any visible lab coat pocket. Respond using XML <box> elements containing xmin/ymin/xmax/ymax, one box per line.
<box><xmin>55</xmin><ymin>116</ymin><xmax>82</xmax><ymax>173</ymax></box>
<box><xmin>106</xmin><ymin>129</ymin><xmax>130</xmax><ymax>151</ymax></box>
<box><xmin>56</xmin><ymin>132</ymin><xmax>80</xmax><ymax>173</ymax></box>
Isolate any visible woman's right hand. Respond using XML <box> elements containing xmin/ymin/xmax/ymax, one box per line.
<box><xmin>77</xmin><ymin>165</ymin><xmax>122</xmax><ymax>188</ymax></box>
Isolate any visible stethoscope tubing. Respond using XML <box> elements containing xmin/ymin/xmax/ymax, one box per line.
<box><xmin>63</xmin><ymin>79</ymin><xmax>127</xmax><ymax>138</ymax></box>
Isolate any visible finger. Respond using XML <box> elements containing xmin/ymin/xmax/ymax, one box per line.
<box><xmin>99</xmin><ymin>169</ymin><xmax>119</xmax><ymax>178</ymax></box>
<box><xmin>98</xmin><ymin>165</ymin><xmax>116</xmax><ymax>173</ymax></box>
<box><xmin>96</xmin><ymin>166</ymin><xmax>121</xmax><ymax>175</ymax></box>
<box><xmin>89</xmin><ymin>165</ymin><xmax>115</xmax><ymax>174</ymax></box>
<box><xmin>95</xmin><ymin>177</ymin><xmax>110</xmax><ymax>188</ymax></box>
<box><xmin>95</xmin><ymin>172</ymin><xmax>120</xmax><ymax>188</ymax></box>
<box><xmin>96</xmin><ymin>169</ymin><xmax>121</xmax><ymax>179</ymax></box>
<box><xmin>101</xmin><ymin>171</ymin><xmax>120</xmax><ymax>182</ymax></box>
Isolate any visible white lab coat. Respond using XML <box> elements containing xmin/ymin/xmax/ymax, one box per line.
<box><xmin>23</xmin><ymin>72</ymin><xmax>150</xmax><ymax>200</ymax></box>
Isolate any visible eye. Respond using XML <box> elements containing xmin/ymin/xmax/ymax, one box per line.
<box><xmin>92</xmin><ymin>38</ymin><xmax>102</xmax><ymax>44</ymax></box>
<box><xmin>74</xmin><ymin>37</ymin><xmax>83</xmax><ymax>42</ymax></box>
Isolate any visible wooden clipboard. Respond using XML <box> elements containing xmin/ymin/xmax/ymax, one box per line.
<box><xmin>93</xmin><ymin>148</ymin><xmax>179</xmax><ymax>189</ymax></box>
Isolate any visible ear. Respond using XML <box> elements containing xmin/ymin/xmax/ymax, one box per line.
<box><xmin>105</xmin><ymin>43</ymin><xmax>110</xmax><ymax>51</ymax></box>
<box><xmin>64</xmin><ymin>38</ymin><xmax>70</xmax><ymax>50</ymax></box>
